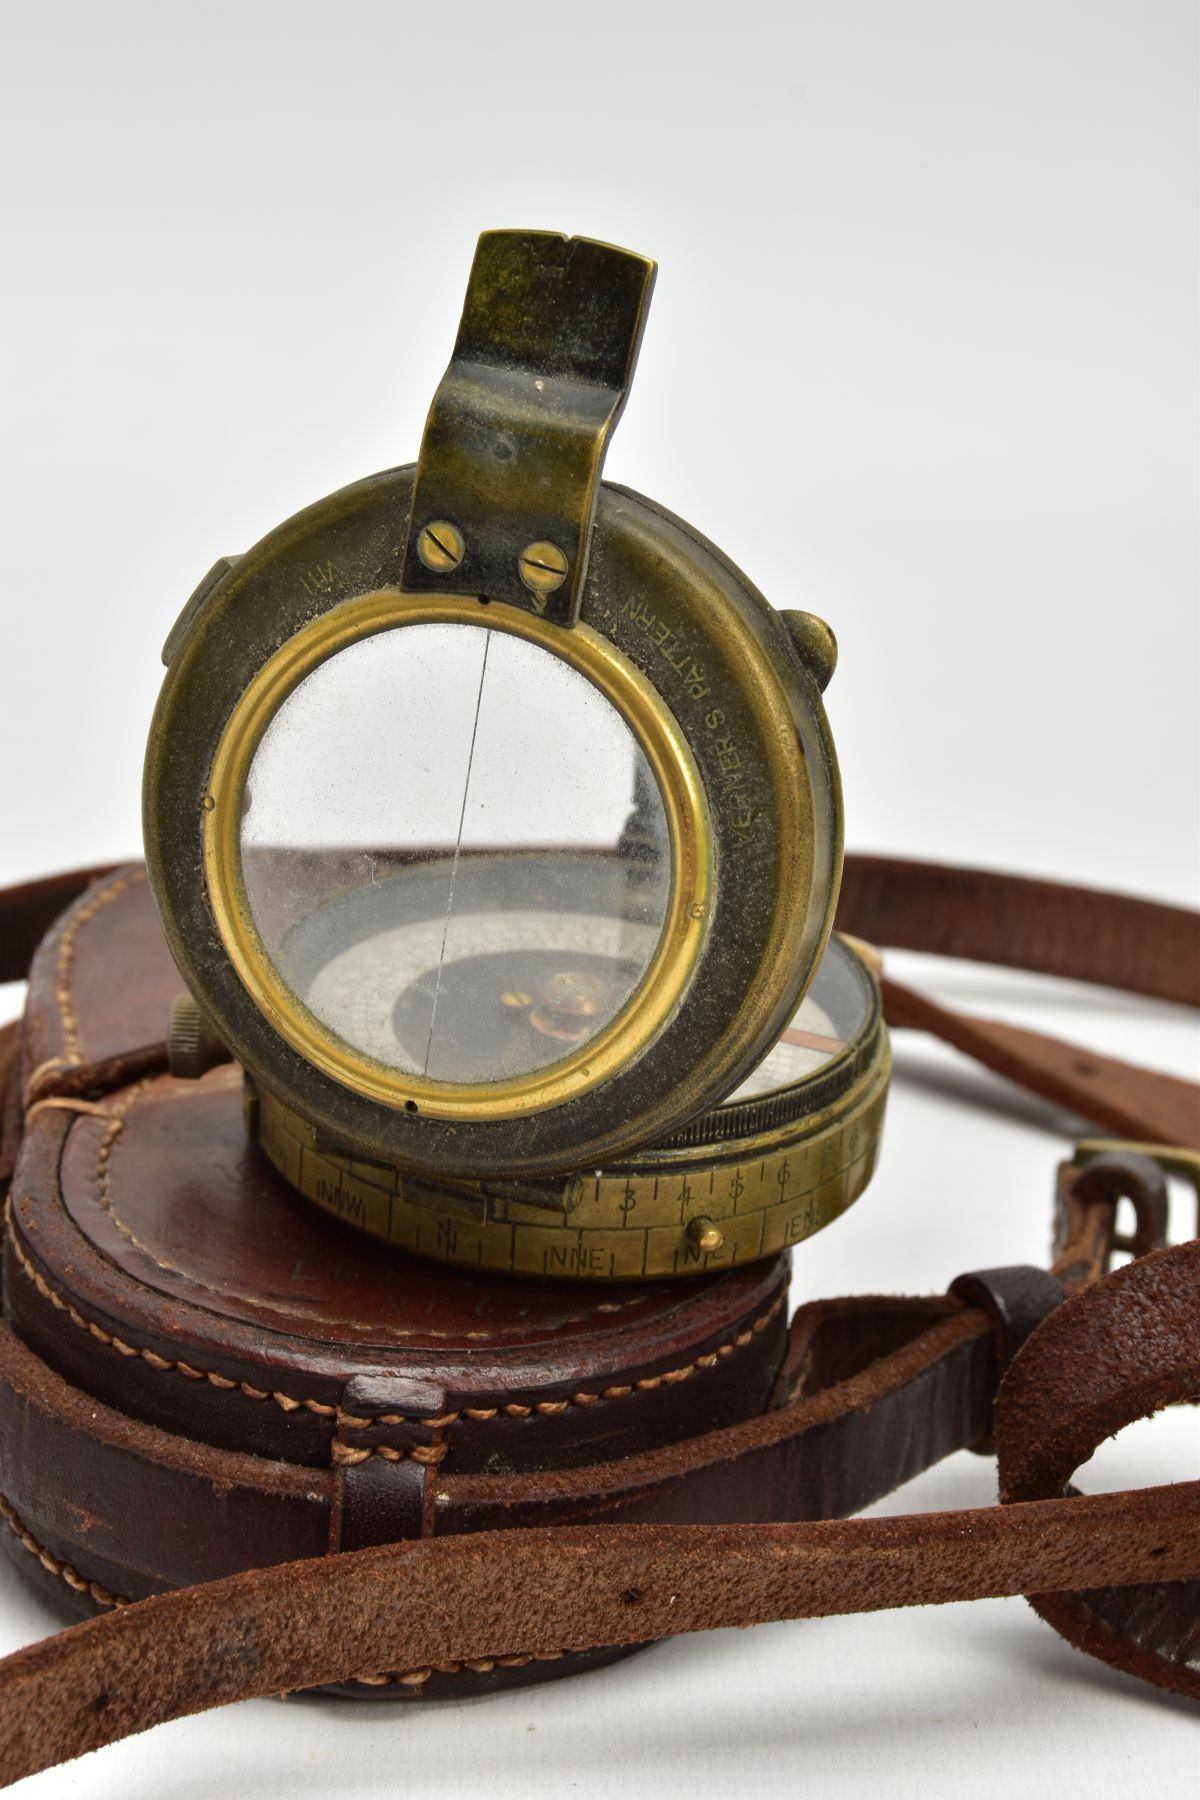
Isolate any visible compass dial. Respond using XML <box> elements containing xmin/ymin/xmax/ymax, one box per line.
<box><xmin>256</xmin><ymin>854</ymin><xmax>664</xmax><ymax>1086</ymax></box>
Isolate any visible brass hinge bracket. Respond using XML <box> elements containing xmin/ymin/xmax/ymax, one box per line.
<box><xmin>400</xmin><ymin>229</ymin><xmax>656</xmax><ymax>625</ymax></box>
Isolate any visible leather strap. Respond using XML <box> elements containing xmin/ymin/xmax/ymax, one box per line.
<box><xmin>880</xmin><ymin>975</ymin><xmax>1200</xmax><ymax>1148</ymax></box>
<box><xmin>0</xmin><ymin>1243</ymin><xmax>1194</xmax><ymax>1786</ymax></box>
<box><xmin>835</xmin><ymin>855</ymin><xmax>1200</xmax><ymax>1147</ymax></box>
<box><xmin>997</xmin><ymin>1238</ymin><xmax>1200</xmax><ymax>1698</ymax></box>
<box><xmin>1</xmin><ymin>1497</ymin><xmax>1197</xmax><ymax>1784</ymax></box>
<box><xmin>0</xmin><ymin>856</ymin><xmax>1195</xmax><ymax>1784</ymax></box>
<box><xmin>836</xmin><ymin>855</ymin><xmax>1200</xmax><ymax>1007</ymax></box>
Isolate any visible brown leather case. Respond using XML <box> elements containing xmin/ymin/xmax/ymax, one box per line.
<box><xmin>3</xmin><ymin>867</ymin><xmax>788</xmax><ymax>1696</ymax></box>
<box><xmin>1</xmin><ymin>859</ymin><xmax>1194</xmax><ymax>1771</ymax></box>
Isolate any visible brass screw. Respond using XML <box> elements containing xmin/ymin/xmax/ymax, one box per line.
<box><xmin>519</xmin><ymin>540</ymin><xmax>569</xmax><ymax>595</ymax></box>
<box><xmin>686</xmin><ymin>1216</ymin><xmax>724</xmax><ymax>1255</ymax></box>
<box><xmin>416</xmin><ymin>520</ymin><xmax>465</xmax><ymax>573</ymax></box>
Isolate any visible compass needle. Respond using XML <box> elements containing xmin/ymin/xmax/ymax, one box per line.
<box><xmin>422</xmin><ymin>632</ymin><xmax>491</xmax><ymax>1078</ymax></box>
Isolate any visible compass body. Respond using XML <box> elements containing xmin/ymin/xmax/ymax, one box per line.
<box><xmin>143</xmin><ymin>228</ymin><xmax>882</xmax><ymax>1273</ymax></box>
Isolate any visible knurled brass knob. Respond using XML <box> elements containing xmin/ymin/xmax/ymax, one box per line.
<box><xmin>168</xmin><ymin>993</ymin><xmax>230</xmax><ymax>1081</ymax></box>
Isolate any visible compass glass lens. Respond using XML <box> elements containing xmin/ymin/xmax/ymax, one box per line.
<box><xmin>238</xmin><ymin>621</ymin><xmax>672</xmax><ymax>1087</ymax></box>
<box><xmin>723</xmin><ymin>934</ymin><xmax>871</xmax><ymax>1104</ymax></box>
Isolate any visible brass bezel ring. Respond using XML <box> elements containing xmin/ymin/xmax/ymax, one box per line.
<box><xmin>203</xmin><ymin>591</ymin><xmax>710</xmax><ymax>1123</ymax></box>
<box><xmin>144</xmin><ymin>469</ymin><xmax>842</xmax><ymax>1181</ymax></box>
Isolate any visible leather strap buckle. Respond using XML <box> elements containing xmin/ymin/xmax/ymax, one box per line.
<box><xmin>1050</xmin><ymin>1145</ymin><xmax>1181</xmax><ymax>1293</ymax></box>
<box><xmin>1072</xmin><ymin>1138</ymin><xmax>1200</xmax><ymax>1244</ymax></box>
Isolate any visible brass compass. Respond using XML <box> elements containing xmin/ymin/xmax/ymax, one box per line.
<box><xmin>145</xmin><ymin>229</ymin><xmax>889</xmax><ymax>1276</ymax></box>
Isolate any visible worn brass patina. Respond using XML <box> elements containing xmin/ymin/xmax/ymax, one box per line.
<box><xmin>399</xmin><ymin>231</ymin><xmax>655</xmax><ymax>625</ymax></box>
<box><xmin>142</xmin><ymin>228</ymin><xmax>874</xmax><ymax>1274</ymax></box>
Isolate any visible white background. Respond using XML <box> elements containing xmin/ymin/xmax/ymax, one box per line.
<box><xmin>1</xmin><ymin>3</ymin><xmax>1197</xmax><ymax>1796</ymax></box>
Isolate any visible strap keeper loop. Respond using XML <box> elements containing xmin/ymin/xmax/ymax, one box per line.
<box><xmin>949</xmin><ymin>1264</ymin><xmax>1066</xmax><ymax>1453</ymax></box>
